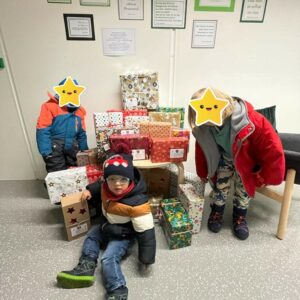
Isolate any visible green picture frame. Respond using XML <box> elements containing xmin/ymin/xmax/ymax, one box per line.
<box><xmin>47</xmin><ymin>0</ymin><xmax>71</xmax><ymax>3</ymax></box>
<box><xmin>80</xmin><ymin>0</ymin><xmax>110</xmax><ymax>6</ymax></box>
<box><xmin>194</xmin><ymin>0</ymin><xmax>235</xmax><ymax>12</ymax></box>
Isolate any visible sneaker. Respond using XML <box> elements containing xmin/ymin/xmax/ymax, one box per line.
<box><xmin>56</xmin><ymin>257</ymin><xmax>97</xmax><ymax>288</ymax></box>
<box><xmin>106</xmin><ymin>286</ymin><xmax>128</xmax><ymax>300</ymax></box>
<box><xmin>207</xmin><ymin>204</ymin><xmax>225</xmax><ymax>233</ymax></box>
<box><xmin>233</xmin><ymin>215</ymin><xmax>249</xmax><ymax>240</ymax></box>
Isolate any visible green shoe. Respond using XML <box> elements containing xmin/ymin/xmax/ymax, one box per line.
<box><xmin>57</xmin><ymin>257</ymin><xmax>96</xmax><ymax>289</ymax></box>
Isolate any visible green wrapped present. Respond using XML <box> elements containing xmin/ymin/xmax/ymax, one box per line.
<box><xmin>160</xmin><ymin>198</ymin><xmax>193</xmax><ymax>249</ymax></box>
<box><xmin>158</xmin><ymin>107</ymin><xmax>185</xmax><ymax>128</ymax></box>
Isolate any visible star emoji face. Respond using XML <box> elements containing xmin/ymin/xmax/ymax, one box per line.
<box><xmin>189</xmin><ymin>88</ymin><xmax>230</xmax><ymax>126</ymax></box>
<box><xmin>53</xmin><ymin>76</ymin><xmax>85</xmax><ymax>108</ymax></box>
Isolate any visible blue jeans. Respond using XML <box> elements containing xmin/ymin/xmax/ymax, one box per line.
<box><xmin>81</xmin><ymin>225</ymin><xmax>131</xmax><ymax>292</ymax></box>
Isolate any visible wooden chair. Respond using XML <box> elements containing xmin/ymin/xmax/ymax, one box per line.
<box><xmin>257</xmin><ymin>133</ymin><xmax>300</xmax><ymax>240</ymax></box>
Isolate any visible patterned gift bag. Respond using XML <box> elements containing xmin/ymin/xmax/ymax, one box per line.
<box><xmin>120</xmin><ymin>72</ymin><xmax>159</xmax><ymax>110</ymax></box>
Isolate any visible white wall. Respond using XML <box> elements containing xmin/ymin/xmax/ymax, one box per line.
<box><xmin>0</xmin><ymin>0</ymin><xmax>299</xmax><ymax>180</ymax></box>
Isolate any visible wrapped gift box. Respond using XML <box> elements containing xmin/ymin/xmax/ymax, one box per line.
<box><xmin>61</xmin><ymin>192</ymin><xmax>91</xmax><ymax>241</ymax></box>
<box><xmin>158</xmin><ymin>107</ymin><xmax>185</xmax><ymax>128</ymax></box>
<box><xmin>86</xmin><ymin>164</ymin><xmax>103</xmax><ymax>184</ymax></box>
<box><xmin>114</xmin><ymin>127</ymin><xmax>140</xmax><ymax>135</ymax></box>
<box><xmin>148</xmin><ymin>194</ymin><xmax>163</xmax><ymax>223</ymax></box>
<box><xmin>77</xmin><ymin>148</ymin><xmax>99</xmax><ymax>166</ymax></box>
<box><xmin>120</xmin><ymin>72</ymin><xmax>159</xmax><ymax>110</ymax></box>
<box><xmin>178</xmin><ymin>183</ymin><xmax>205</xmax><ymax>234</ymax></box>
<box><xmin>95</xmin><ymin>126</ymin><xmax>123</xmax><ymax>162</ymax></box>
<box><xmin>109</xmin><ymin>134</ymin><xmax>149</xmax><ymax>160</ymax></box>
<box><xmin>45</xmin><ymin>167</ymin><xmax>88</xmax><ymax>204</ymax></box>
<box><xmin>139</xmin><ymin>121</ymin><xmax>172</xmax><ymax>138</ymax></box>
<box><xmin>124</xmin><ymin>115</ymin><xmax>149</xmax><ymax>129</ymax></box>
<box><xmin>151</xmin><ymin>137</ymin><xmax>189</xmax><ymax>163</ymax></box>
<box><xmin>93</xmin><ymin>112</ymin><xmax>123</xmax><ymax>128</ymax></box>
<box><xmin>149</xmin><ymin>111</ymin><xmax>181</xmax><ymax>128</ymax></box>
<box><xmin>160</xmin><ymin>198</ymin><xmax>193</xmax><ymax>249</ymax></box>
<box><xmin>122</xmin><ymin>109</ymin><xmax>148</xmax><ymax>118</ymax></box>
<box><xmin>171</xmin><ymin>128</ymin><xmax>190</xmax><ymax>139</ymax></box>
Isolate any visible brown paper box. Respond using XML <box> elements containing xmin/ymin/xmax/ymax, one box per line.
<box><xmin>61</xmin><ymin>192</ymin><xmax>91</xmax><ymax>241</ymax></box>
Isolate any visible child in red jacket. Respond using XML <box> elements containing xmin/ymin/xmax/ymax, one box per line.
<box><xmin>188</xmin><ymin>87</ymin><xmax>285</xmax><ymax>240</ymax></box>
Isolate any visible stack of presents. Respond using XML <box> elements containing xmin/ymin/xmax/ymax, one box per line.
<box><xmin>45</xmin><ymin>72</ymin><xmax>205</xmax><ymax>248</ymax></box>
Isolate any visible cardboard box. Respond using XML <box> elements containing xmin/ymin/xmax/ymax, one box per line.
<box><xmin>140</xmin><ymin>168</ymin><xmax>170</xmax><ymax>198</ymax></box>
<box><xmin>160</xmin><ymin>198</ymin><xmax>193</xmax><ymax>249</ymax></box>
<box><xmin>61</xmin><ymin>192</ymin><xmax>91</xmax><ymax>241</ymax></box>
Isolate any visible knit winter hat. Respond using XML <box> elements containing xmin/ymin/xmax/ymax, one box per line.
<box><xmin>103</xmin><ymin>149</ymin><xmax>134</xmax><ymax>181</ymax></box>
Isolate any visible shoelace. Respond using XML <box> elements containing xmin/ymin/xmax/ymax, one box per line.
<box><xmin>235</xmin><ymin>216</ymin><xmax>246</xmax><ymax>225</ymax></box>
<box><xmin>75</xmin><ymin>260</ymin><xmax>94</xmax><ymax>272</ymax></box>
<box><xmin>210</xmin><ymin>212</ymin><xmax>223</xmax><ymax>222</ymax></box>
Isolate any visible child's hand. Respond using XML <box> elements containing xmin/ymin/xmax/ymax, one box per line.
<box><xmin>81</xmin><ymin>190</ymin><xmax>92</xmax><ymax>202</ymax></box>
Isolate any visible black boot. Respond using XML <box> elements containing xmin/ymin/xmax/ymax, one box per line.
<box><xmin>207</xmin><ymin>204</ymin><xmax>225</xmax><ymax>233</ymax></box>
<box><xmin>233</xmin><ymin>207</ymin><xmax>249</xmax><ymax>240</ymax></box>
<box><xmin>106</xmin><ymin>286</ymin><xmax>128</xmax><ymax>300</ymax></box>
<box><xmin>57</xmin><ymin>256</ymin><xmax>97</xmax><ymax>288</ymax></box>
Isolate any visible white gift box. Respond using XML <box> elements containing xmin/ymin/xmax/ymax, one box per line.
<box><xmin>178</xmin><ymin>183</ymin><xmax>205</xmax><ymax>234</ymax></box>
<box><xmin>45</xmin><ymin>167</ymin><xmax>88</xmax><ymax>204</ymax></box>
<box><xmin>93</xmin><ymin>112</ymin><xmax>110</xmax><ymax>127</ymax></box>
<box><xmin>124</xmin><ymin>115</ymin><xmax>149</xmax><ymax>128</ymax></box>
<box><xmin>109</xmin><ymin>111</ymin><xmax>123</xmax><ymax>126</ymax></box>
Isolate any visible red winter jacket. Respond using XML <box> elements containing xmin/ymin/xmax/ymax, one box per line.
<box><xmin>193</xmin><ymin>98</ymin><xmax>285</xmax><ymax>197</ymax></box>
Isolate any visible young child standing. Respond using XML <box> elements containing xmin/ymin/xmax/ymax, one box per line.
<box><xmin>188</xmin><ymin>87</ymin><xmax>285</xmax><ymax>240</ymax></box>
<box><xmin>57</xmin><ymin>148</ymin><xmax>156</xmax><ymax>300</ymax></box>
<box><xmin>36</xmin><ymin>77</ymin><xmax>88</xmax><ymax>172</ymax></box>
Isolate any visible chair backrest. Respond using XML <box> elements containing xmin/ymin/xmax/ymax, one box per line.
<box><xmin>256</xmin><ymin>105</ymin><xmax>277</xmax><ymax>131</ymax></box>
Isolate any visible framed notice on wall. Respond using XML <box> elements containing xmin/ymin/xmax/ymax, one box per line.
<box><xmin>63</xmin><ymin>14</ymin><xmax>95</xmax><ymax>40</ymax></box>
<box><xmin>240</xmin><ymin>0</ymin><xmax>267</xmax><ymax>23</ymax></box>
<box><xmin>80</xmin><ymin>0</ymin><xmax>110</xmax><ymax>5</ymax></box>
<box><xmin>118</xmin><ymin>0</ymin><xmax>144</xmax><ymax>20</ymax></box>
<box><xmin>191</xmin><ymin>20</ymin><xmax>217</xmax><ymax>48</ymax></box>
<box><xmin>194</xmin><ymin>0</ymin><xmax>235</xmax><ymax>12</ymax></box>
<box><xmin>152</xmin><ymin>0</ymin><xmax>187</xmax><ymax>29</ymax></box>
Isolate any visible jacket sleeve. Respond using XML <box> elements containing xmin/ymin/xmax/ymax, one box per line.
<box><xmin>86</xmin><ymin>180</ymin><xmax>101</xmax><ymax>199</ymax></box>
<box><xmin>251</xmin><ymin>113</ymin><xmax>285</xmax><ymax>186</ymax></box>
<box><xmin>195</xmin><ymin>141</ymin><xmax>208</xmax><ymax>179</ymax></box>
<box><xmin>36</xmin><ymin>103</ymin><xmax>53</xmax><ymax>156</ymax></box>
<box><xmin>135</xmin><ymin>228</ymin><xmax>156</xmax><ymax>265</ymax></box>
<box><xmin>77</xmin><ymin>108</ymin><xmax>88</xmax><ymax>151</ymax></box>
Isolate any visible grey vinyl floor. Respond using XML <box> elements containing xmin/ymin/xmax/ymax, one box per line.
<box><xmin>0</xmin><ymin>180</ymin><xmax>300</xmax><ymax>300</ymax></box>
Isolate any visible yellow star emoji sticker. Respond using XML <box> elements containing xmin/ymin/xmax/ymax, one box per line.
<box><xmin>53</xmin><ymin>76</ymin><xmax>85</xmax><ymax>107</ymax></box>
<box><xmin>189</xmin><ymin>88</ymin><xmax>229</xmax><ymax>126</ymax></box>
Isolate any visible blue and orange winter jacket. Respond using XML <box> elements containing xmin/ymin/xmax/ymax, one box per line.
<box><xmin>36</xmin><ymin>94</ymin><xmax>88</xmax><ymax>156</ymax></box>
